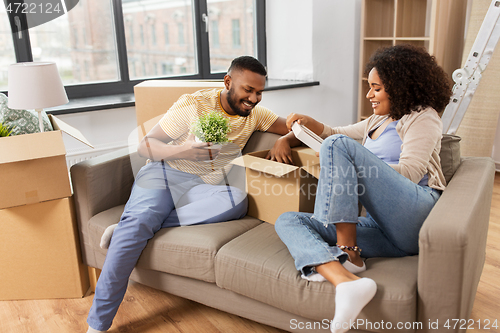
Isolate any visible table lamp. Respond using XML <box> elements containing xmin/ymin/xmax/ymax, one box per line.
<box><xmin>8</xmin><ymin>62</ymin><xmax>69</xmax><ymax>133</ymax></box>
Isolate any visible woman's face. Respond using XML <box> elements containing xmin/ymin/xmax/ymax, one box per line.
<box><xmin>366</xmin><ymin>68</ymin><xmax>390</xmax><ymax>116</ymax></box>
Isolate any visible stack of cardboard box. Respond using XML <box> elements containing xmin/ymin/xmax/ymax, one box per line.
<box><xmin>0</xmin><ymin>115</ymin><xmax>92</xmax><ymax>300</ymax></box>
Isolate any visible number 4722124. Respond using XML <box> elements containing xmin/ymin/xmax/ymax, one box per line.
<box><xmin>6</xmin><ymin>2</ymin><xmax>62</xmax><ymax>14</ymax></box>
<box><xmin>444</xmin><ymin>319</ymin><xmax>498</xmax><ymax>330</ymax></box>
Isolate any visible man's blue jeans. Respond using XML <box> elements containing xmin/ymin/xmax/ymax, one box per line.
<box><xmin>275</xmin><ymin>135</ymin><xmax>441</xmax><ymax>276</ymax></box>
<box><xmin>87</xmin><ymin>161</ymin><xmax>247</xmax><ymax>331</ymax></box>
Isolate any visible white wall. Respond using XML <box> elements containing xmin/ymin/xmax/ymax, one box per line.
<box><xmin>61</xmin><ymin>0</ymin><xmax>362</xmax><ymax>158</ymax></box>
<box><xmin>265</xmin><ymin>0</ymin><xmax>314</xmax><ymax>82</ymax></box>
<box><xmin>263</xmin><ymin>0</ymin><xmax>361</xmax><ymax>127</ymax></box>
<box><xmin>59</xmin><ymin>107</ymin><xmax>137</xmax><ymax>161</ymax></box>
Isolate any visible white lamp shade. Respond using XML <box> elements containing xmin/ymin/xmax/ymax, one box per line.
<box><xmin>8</xmin><ymin>62</ymin><xmax>69</xmax><ymax>110</ymax></box>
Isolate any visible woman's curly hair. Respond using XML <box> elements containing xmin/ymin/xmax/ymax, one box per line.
<box><xmin>364</xmin><ymin>44</ymin><xmax>452</xmax><ymax>120</ymax></box>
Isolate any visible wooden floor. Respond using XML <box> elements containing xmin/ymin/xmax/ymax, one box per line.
<box><xmin>1</xmin><ymin>174</ymin><xmax>500</xmax><ymax>333</ymax></box>
<box><xmin>468</xmin><ymin>172</ymin><xmax>500</xmax><ymax>332</ymax></box>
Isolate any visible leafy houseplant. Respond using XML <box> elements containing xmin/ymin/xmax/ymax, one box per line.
<box><xmin>0</xmin><ymin>122</ymin><xmax>15</xmax><ymax>137</ymax></box>
<box><xmin>191</xmin><ymin>111</ymin><xmax>231</xmax><ymax>144</ymax></box>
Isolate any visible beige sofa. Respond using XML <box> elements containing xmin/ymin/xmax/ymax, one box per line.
<box><xmin>70</xmin><ymin>82</ymin><xmax>495</xmax><ymax>333</ymax></box>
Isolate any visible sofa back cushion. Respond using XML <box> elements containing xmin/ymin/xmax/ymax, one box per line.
<box><xmin>242</xmin><ymin>131</ymin><xmax>281</xmax><ymax>155</ymax></box>
<box><xmin>440</xmin><ymin>134</ymin><xmax>461</xmax><ymax>184</ymax></box>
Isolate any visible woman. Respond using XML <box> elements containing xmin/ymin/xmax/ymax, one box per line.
<box><xmin>274</xmin><ymin>44</ymin><xmax>452</xmax><ymax>333</ymax></box>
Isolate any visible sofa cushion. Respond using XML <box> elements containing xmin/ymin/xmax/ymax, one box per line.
<box><xmin>88</xmin><ymin>205</ymin><xmax>263</xmax><ymax>283</ymax></box>
<box><xmin>215</xmin><ymin>223</ymin><xmax>419</xmax><ymax>332</ymax></box>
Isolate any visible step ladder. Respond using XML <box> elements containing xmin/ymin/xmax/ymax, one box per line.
<box><xmin>441</xmin><ymin>0</ymin><xmax>500</xmax><ymax>134</ymax></box>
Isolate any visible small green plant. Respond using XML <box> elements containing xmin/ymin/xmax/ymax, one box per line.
<box><xmin>0</xmin><ymin>122</ymin><xmax>15</xmax><ymax>137</ymax></box>
<box><xmin>191</xmin><ymin>111</ymin><xmax>231</xmax><ymax>143</ymax></box>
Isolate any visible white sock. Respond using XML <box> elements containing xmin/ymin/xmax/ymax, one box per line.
<box><xmin>100</xmin><ymin>223</ymin><xmax>118</xmax><ymax>249</ymax></box>
<box><xmin>87</xmin><ymin>326</ymin><xmax>106</xmax><ymax>333</ymax></box>
<box><xmin>300</xmin><ymin>258</ymin><xmax>367</xmax><ymax>283</ymax></box>
<box><xmin>330</xmin><ymin>278</ymin><xmax>377</xmax><ymax>333</ymax></box>
<box><xmin>301</xmin><ymin>272</ymin><xmax>327</xmax><ymax>282</ymax></box>
<box><xmin>342</xmin><ymin>258</ymin><xmax>366</xmax><ymax>274</ymax></box>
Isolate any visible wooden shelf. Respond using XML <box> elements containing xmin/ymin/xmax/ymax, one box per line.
<box><xmin>395</xmin><ymin>0</ymin><xmax>431</xmax><ymax>38</ymax></box>
<box><xmin>364</xmin><ymin>0</ymin><xmax>395</xmax><ymax>38</ymax></box>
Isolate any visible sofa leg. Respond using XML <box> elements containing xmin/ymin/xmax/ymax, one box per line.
<box><xmin>88</xmin><ymin>267</ymin><xmax>101</xmax><ymax>293</ymax></box>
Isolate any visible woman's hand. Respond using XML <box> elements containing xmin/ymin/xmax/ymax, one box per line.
<box><xmin>286</xmin><ymin>113</ymin><xmax>312</xmax><ymax>130</ymax></box>
<box><xmin>286</xmin><ymin>113</ymin><xmax>324</xmax><ymax>136</ymax></box>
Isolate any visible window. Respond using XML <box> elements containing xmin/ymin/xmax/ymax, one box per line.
<box><xmin>151</xmin><ymin>24</ymin><xmax>156</xmax><ymax>46</ymax></box>
<box><xmin>210</xmin><ymin>20</ymin><xmax>219</xmax><ymax>48</ymax></box>
<box><xmin>73</xmin><ymin>27</ymin><xmax>78</xmax><ymax>46</ymax></box>
<box><xmin>0</xmin><ymin>5</ymin><xmax>16</xmax><ymax>91</ymax></box>
<box><xmin>162</xmin><ymin>62</ymin><xmax>173</xmax><ymax>75</ymax></box>
<box><xmin>82</xmin><ymin>28</ymin><xmax>87</xmax><ymax>46</ymax></box>
<box><xmin>3</xmin><ymin>0</ymin><xmax>266</xmax><ymax>101</ymax></box>
<box><xmin>128</xmin><ymin>23</ymin><xmax>134</xmax><ymax>46</ymax></box>
<box><xmin>177</xmin><ymin>22</ymin><xmax>185</xmax><ymax>45</ymax></box>
<box><xmin>140</xmin><ymin>24</ymin><xmax>144</xmax><ymax>45</ymax></box>
<box><xmin>232</xmin><ymin>19</ymin><xmax>241</xmax><ymax>48</ymax></box>
<box><xmin>207</xmin><ymin>0</ymin><xmax>260</xmax><ymax>74</ymax></box>
<box><xmin>28</xmin><ymin>1</ymin><xmax>119</xmax><ymax>86</ymax></box>
<box><xmin>163</xmin><ymin>23</ymin><xmax>169</xmax><ymax>45</ymax></box>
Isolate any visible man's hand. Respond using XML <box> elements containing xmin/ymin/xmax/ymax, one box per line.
<box><xmin>265</xmin><ymin>134</ymin><xmax>294</xmax><ymax>164</ymax></box>
<box><xmin>180</xmin><ymin>134</ymin><xmax>221</xmax><ymax>161</ymax></box>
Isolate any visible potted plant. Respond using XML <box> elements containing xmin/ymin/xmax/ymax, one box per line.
<box><xmin>0</xmin><ymin>122</ymin><xmax>15</xmax><ymax>137</ymax></box>
<box><xmin>191</xmin><ymin>111</ymin><xmax>231</xmax><ymax>149</ymax></box>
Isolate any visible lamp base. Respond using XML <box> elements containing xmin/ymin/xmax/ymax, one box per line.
<box><xmin>35</xmin><ymin>108</ymin><xmax>44</xmax><ymax>133</ymax></box>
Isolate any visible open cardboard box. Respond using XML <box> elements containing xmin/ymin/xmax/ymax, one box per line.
<box><xmin>232</xmin><ymin>147</ymin><xmax>320</xmax><ymax>224</ymax></box>
<box><xmin>0</xmin><ymin>114</ymin><xmax>93</xmax><ymax>210</ymax></box>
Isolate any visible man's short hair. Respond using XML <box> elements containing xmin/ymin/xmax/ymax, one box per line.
<box><xmin>227</xmin><ymin>56</ymin><xmax>267</xmax><ymax>76</ymax></box>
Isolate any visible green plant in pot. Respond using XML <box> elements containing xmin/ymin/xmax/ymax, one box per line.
<box><xmin>191</xmin><ymin>111</ymin><xmax>231</xmax><ymax>149</ymax></box>
<box><xmin>0</xmin><ymin>122</ymin><xmax>15</xmax><ymax>137</ymax></box>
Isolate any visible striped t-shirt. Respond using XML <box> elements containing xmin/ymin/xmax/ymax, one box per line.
<box><xmin>158</xmin><ymin>88</ymin><xmax>279</xmax><ymax>184</ymax></box>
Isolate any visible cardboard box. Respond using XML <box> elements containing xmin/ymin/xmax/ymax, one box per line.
<box><xmin>134</xmin><ymin>80</ymin><xmax>225</xmax><ymax>141</ymax></box>
<box><xmin>0</xmin><ymin>197</ymin><xmax>90</xmax><ymax>300</ymax></box>
<box><xmin>232</xmin><ymin>147</ymin><xmax>321</xmax><ymax>224</ymax></box>
<box><xmin>0</xmin><ymin>114</ymin><xmax>92</xmax><ymax>210</ymax></box>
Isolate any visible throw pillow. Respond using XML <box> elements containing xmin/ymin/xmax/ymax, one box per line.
<box><xmin>440</xmin><ymin>134</ymin><xmax>461</xmax><ymax>184</ymax></box>
<box><xmin>0</xmin><ymin>93</ymin><xmax>53</xmax><ymax>135</ymax></box>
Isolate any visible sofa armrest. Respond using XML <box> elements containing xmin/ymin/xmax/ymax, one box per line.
<box><xmin>417</xmin><ymin>157</ymin><xmax>495</xmax><ymax>331</ymax></box>
<box><xmin>70</xmin><ymin>148</ymin><xmax>146</xmax><ymax>260</ymax></box>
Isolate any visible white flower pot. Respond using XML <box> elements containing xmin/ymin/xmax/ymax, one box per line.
<box><xmin>195</xmin><ymin>136</ymin><xmax>223</xmax><ymax>150</ymax></box>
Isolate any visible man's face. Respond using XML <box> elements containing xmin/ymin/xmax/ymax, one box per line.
<box><xmin>224</xmin><ymin>69</ymin><xmax>266</xmax><ymax>117</ymax></box>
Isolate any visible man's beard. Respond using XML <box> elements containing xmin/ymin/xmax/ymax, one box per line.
<box><xmin>226</xmin><ymin>87</ymin><xmax>253</xmax><ymax>117</ymax></box>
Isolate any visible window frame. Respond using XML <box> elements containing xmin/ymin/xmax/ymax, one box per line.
<box><xmin>4</xmin><ymin>0</ymin><xmax>267</xmax><ymax>100</ymax></box>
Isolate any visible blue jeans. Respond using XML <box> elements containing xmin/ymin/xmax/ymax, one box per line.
<box><xmin>87</xmin><ymin>161</ymin><xmax>247</xmax><ymax>331</ymax></box>
<box><xmin>275</xmin><ymin>135</ymin><xmax>441</xmax><ymax>276</ymax></box>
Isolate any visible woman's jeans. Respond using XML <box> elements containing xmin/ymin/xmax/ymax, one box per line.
<box><xmin>87</xmin><ymin>161</ymin><xmax>247</xmax><ymax>331</ymax></box>
<box><xmin>275</xmin><ymin>135</ymin><xmax>441</xmax><ymax>276</ymax></box>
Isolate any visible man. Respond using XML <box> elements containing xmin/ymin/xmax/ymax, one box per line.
<box><xmin>87</xmin><ymin>56</ymin><xmax>299</xmax><ymax>333</ymax></box>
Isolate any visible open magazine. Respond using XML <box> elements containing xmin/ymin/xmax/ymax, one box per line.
<box><xmin>291</xmin><ymin>122</ymin><xmax>324</xmax><ymax>152</ymax></box>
